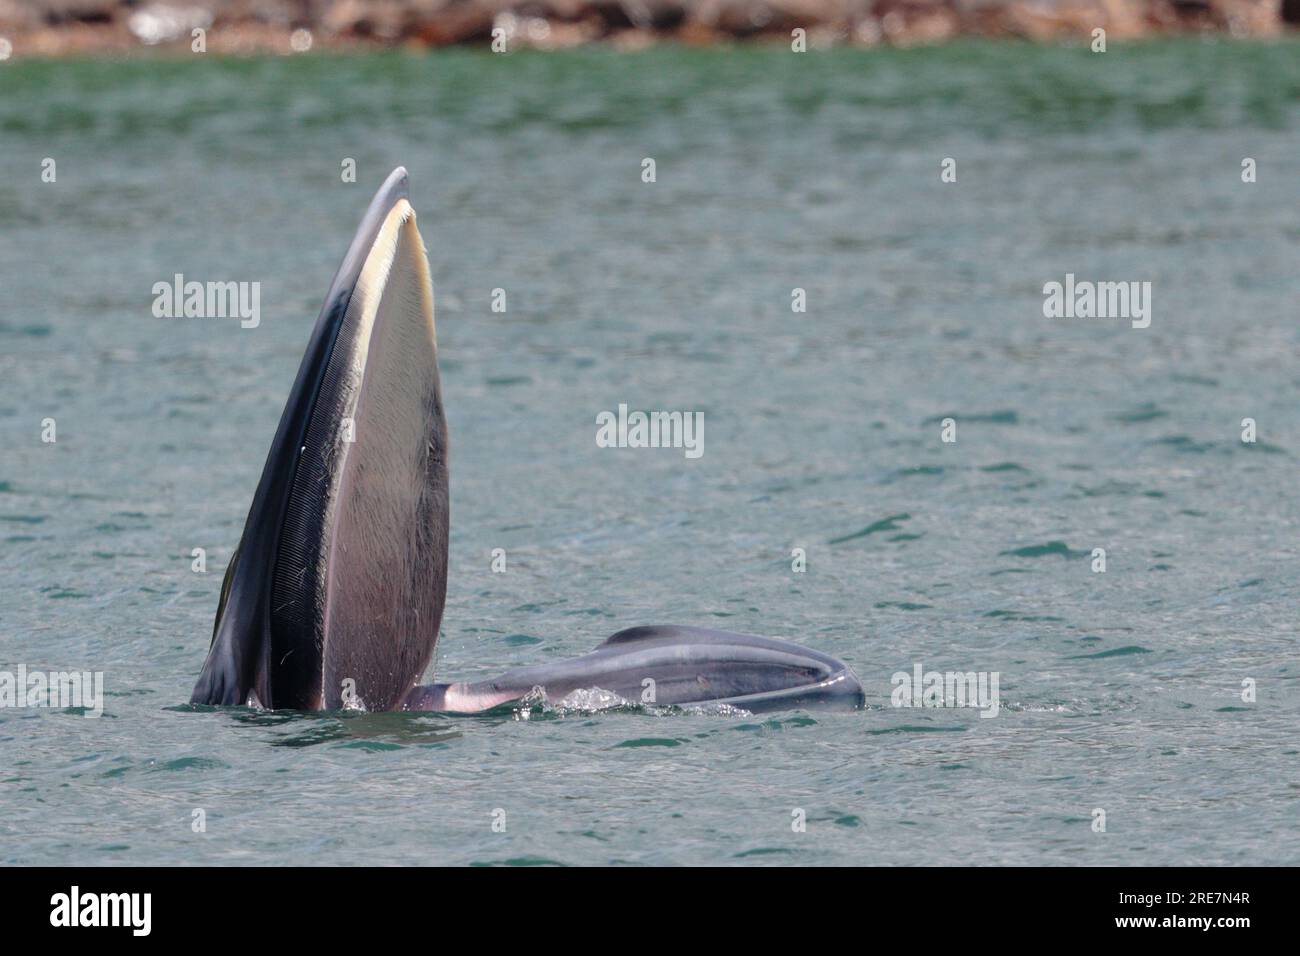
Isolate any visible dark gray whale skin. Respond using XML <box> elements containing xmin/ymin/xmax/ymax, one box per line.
<box><xmin>403</xmin><ymin>625</ymin><xmax>865</xmax><ymax>714</ymax></box>
<box><xmin>191</xmin><ymin>168</ymin><xmax>865</xmax><ymax>716</ymax></box>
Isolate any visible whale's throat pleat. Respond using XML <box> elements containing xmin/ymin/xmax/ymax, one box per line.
<box><xmin>270</xmin><ymin>201</ymin><xmax>448</xmax><ymax>710</ymax></box>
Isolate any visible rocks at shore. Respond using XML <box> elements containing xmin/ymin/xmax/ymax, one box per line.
<box><xmin>0</xmin><ymin>0</ymin><xmax>1295</xmax><ymax>57</ymax></box>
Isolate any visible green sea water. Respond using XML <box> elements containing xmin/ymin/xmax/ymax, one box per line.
<box><xmin>1</xmin><ymin>40</ymin><xmax>1298</xmax><ymax>865</ymax></box>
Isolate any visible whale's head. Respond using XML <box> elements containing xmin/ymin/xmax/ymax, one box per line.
<box><xmin>192</xmin><ymin>168</ymin><xmax>449</xmax><ymax>711</ymax></box>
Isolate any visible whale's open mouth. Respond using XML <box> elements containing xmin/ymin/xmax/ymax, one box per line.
<box><xmin>194</xmin><ymin>168</ymin><xmax>866</xmax><ymax>719</ymax></box>
<box><xmin>192</xmin><ymin>168</ymin><xmax>449</xmax><ymax>711</ymax></box>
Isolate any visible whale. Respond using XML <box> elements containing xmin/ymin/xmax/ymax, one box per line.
<box><xmin>190</xmin><ymin>168</ymin><xmax>865</xmax><ymax>715</ymax></box>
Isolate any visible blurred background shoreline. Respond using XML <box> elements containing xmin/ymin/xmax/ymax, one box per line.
<box><xmin>1</xmin><ymin>0</ymin><xmax>1297</xmax><ymax>59</ymax></box>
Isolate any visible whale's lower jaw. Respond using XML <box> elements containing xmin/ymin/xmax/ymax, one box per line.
<box><xmin>401</xmin><ymin>626</ymin><xmax>866</xmax><ymax>714</ymax></box>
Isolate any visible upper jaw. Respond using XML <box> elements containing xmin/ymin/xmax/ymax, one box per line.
<box><xmin>193</xmin><ymin>168</ymin><xmax>449</xmax><ymax>712</ymax></box>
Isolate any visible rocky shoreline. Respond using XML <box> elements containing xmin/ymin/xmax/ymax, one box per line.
<box><xmin>1</xmin><ymin>0</ymin><xmax>1296</xmax><ymax>58</ymax></box>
